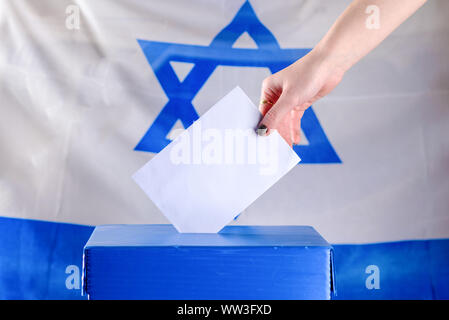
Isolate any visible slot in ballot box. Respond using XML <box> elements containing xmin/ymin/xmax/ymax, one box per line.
<box><xmin>82</xmin><ymin>225</ymin><xmax>335</xmax><ymax>300</ymax></box>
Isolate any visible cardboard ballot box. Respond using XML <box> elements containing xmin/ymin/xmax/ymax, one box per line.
<box><xmin>82</xmin><ymin>225</ymin><xmax>335</xmax><ymax>300</ymax></box>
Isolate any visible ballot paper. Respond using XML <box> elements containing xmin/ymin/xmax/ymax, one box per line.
<box><xmin>133</xmin><ymin>87</ymin><xmax>300</xmax><ymax>233</ymax></box>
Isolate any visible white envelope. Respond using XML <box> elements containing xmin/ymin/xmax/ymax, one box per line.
<box><xmin>133</xmin><ymin>87</ymin><xmax>300</xmax><ymax>233</ymax></box>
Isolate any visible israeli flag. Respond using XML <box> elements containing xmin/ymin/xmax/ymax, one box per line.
<box><xmin>0</xmin><ymin>0</ymin><xmax>448</xmax><ymax>299</ymax></box>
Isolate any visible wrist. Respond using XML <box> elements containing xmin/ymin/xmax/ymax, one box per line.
<box><xmin>310</xmin><ymin>40</ymin><xmax>353</xmax><ymax>76</ymax></box>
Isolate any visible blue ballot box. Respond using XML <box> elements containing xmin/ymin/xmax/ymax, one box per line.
<box><xmin>82</xmin><ymin>225</ymin><xmax>335</xmax><ymax>300</ymax></box>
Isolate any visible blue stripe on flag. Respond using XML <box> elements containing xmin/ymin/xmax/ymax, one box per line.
<box><xmin>0</xmin><ymin>216</ymin><xmax>448</xmax><ymax>299</ymax></box>
<box><xmin>0</xmin><ymin>216</ymin><xmax>93</xmax><ymax>299</ymax></box>
<box><xmin>333</xmin><ymin>240</ymin><xmax>449</xmax><ymax>299</ymax></box>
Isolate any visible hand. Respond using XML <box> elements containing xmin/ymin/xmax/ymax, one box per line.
<box><xmin>257</xmin><ymin>49</ymin><xmax>345</xmax><ymax>146</ymax></box>
<box><xmin>257</xmin><ymin>0</ymin><xmax>427</xmax><ymax>147</ymax></box>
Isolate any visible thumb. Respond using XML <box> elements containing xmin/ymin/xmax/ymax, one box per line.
<box><xmin>257</xmin><ymin>92</ymin><xmax>293</xmax><ymax>136</ymax></box>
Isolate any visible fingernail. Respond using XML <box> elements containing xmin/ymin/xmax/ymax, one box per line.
<box><xmin>257</xmin><ymin>124</ymin><xmax>268</xmax><ymax>136</ymax></box>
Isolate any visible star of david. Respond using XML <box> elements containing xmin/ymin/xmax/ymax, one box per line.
<box><xmin>135</xmin><ymin>1</ymin><xmax>341</xmax><ymax>163</ymax></box>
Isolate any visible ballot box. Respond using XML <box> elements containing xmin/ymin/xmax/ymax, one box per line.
<box><xmin>82</xmin><ymin>224</ymin><xmax>335</xmax><ymax>300</ymax></box>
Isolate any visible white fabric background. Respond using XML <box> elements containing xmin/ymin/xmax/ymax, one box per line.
<box><xmin>0</xmin><ymin>0</ymin><xmax>448</xmax><ymax>243</ymax></box>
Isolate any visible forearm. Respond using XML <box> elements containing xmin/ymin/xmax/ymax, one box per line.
<box><xmin>313</xmin><ymin>0</ymin><xmax>427</xmax><ymax>73</ymax></box>
<box><xmin>258</xmin><ymin>0</ymin><xmax>427</xmax><ymax>140</ymax></box>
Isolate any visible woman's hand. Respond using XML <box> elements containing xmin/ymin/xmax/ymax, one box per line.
<box><xmin>257</xmin><ymin>0</ymin><xmax>427</xmax><ymax>147</ymax></box>
<box><xmin>257</xmin><ymin>49</ymin><xmax>345</xmax><ymax>146</ymax></box>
